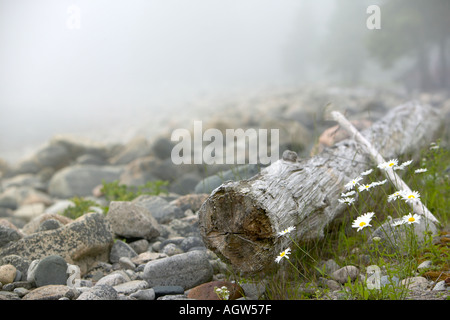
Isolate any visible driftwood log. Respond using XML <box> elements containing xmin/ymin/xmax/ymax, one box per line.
<box><xmin>198</xmin><ymin>101</ymin><xmax>443</xmax><ymax>274</ymax></box>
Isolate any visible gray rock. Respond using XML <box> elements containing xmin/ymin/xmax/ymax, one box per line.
<box><xmin>129</xmin><ymin>288</ymin><xmax>155</xmax><ymax>300</ymax></box>
<box><xmin>432</xmin><ymin>280</ymin><xmax>447</xmax><ymax>291</ymax></box>
<box><xmin>95</xmin><ymin>271</ymin><xmax>130</xmax><ymax>287</ymax></box>
<box><xmin>316</xmin><ymin>259</ymin><xmax>340</xmax><ymax>276</ymax></box>
<box><xmin>0</xmin><ymin>255</ymin><xmax>30</xmax><ymax>281</ymax></box>
<box><xmin>194</xmin><ymin>164</ymin><xmax>261</xmax><ymax>194</ymax></box>
<box><xmin>113</xmin><ymin>280</ymin><xmax>148</xmax><ymax>295</ymax></box>
<box><xmin>109</xmin><ymin>240</ymin><xmax>138</xmax><ymax>264</ymax></box>
<box><xmin>21</xmin><ymin>213</ymin><xmax>73</xmax><ymax>235</ymax></box>
<box><xmin>161</xmin><ymin>243</ymin><xmax>184</xmax><ymax>256</ymax></box>
<box><xmin>0</xmin><ymin>212</ymin><xmax>114</xmax><ymax>275</ymax></box>
<box><xmin>76</xmin><ymin>284</ymin><xmax>118</xmax><ymax>300</ymax></box>
<box><xmin>27</xmin><ymin>259</ymin><xmax>40</xmax><ymax>284</ymax></box>
<box><xmin>369</xmin><ymin>218</ymin><xmax>438</xmax><ymax>253</ymax></box>
<box><xmin>106</xmin><ymin>201</ymin><xmax>161</xmax><ymax>240</ymax></box>
<box><xmin>153</xmin><ymin>285</ymin><xmax>185</xmax><ymax>298</ymax></box>
<box><xmin>417</xmin><ymin>260</ymin><xmax>432</xmax><ymax>270</ymax></box>
<box><xmin>22</xmin><ymin>285</ymin><xmax>78</xmax><ymax>300</ymax></box>
<box><xmin>143</xmin><ymin>250</ymin><xmax>213</xmax><ymax>290</ymax></box>
<box><xmin>13</xmin><ymin>287</ymin><xmax>29</xmax><ymax>298</ymax></box>
<box><xmin>76</xmin><ymin>154</ymin><xmax>107</xmax><ymax>166</ymax></box>
<box><xmin>109</xmin><ymin>137</ymin><xmax>152</xmax><ymax>165</ymax></box>
<box><xmin>0</xmin><ymin>291</ymin><xmax>21</xmax><ymax>300</ymax></box>
<box><xmin>0</xmin><ymin>225</ymin><xmax>22</xmax><ymax>248</ymax></box>
<box><xmin>151</xmin><ymin>136</ymin><xmax>175</xmax><ymax>160</ymax></box>
<box><xmin>132</xmin><ymin>195</ymin><xmax>184</xmax><ymax>224</ymax></box>
<box><xmin>1</xmin><ymin>280</ymin><xmax>34</xmax><ymax>292</ymax></box>
<box><xmin>48</xmin><ymin>164</ymin><xmax>124</xmax><ymax>198</ymax></box>
<box><xmin>128</xmin><ymin>239</ymin><xmax>149</xmax><ymax>254</ymax></box>
<box><xmin>0</xmin><ymin>264</ymin><xmax>16</xmax><ymax>285</ymax></box>
<box><xmin>180</xmin><ymin>236</ymin><xmax>206</xmax><ymax>252</ymax></box>
<box><xmin>400</xmin><ymin>276</ymin><xmax>429</xmax><ymax>290</ymax></box>
<box><xmin>37</xmin><ymin>219</ymin><xmax>64</xmax><ymax>232</ymax></box>
<box><xmin>118</xmin><ymin>257</ymin><xmax>136</xmax><ymax>270</ymax></box>
<box><xmin>44</xmin><ymin>200</ymin><xmax>75</xmax><ymax>215</ymax></box>
<box><xmin>169</xmin><ymin>173</ymin><xmax>201</xmax><ymax>195</ymax></box>
<box><xmin>331</xmin><ymin>266</ymin><xmax>360</xmax><ymax>284</ymax></box>
<box><xmin>33</xmin><ymin>255</ymin><xmax>68</xmax><ymax>287</ymax></box>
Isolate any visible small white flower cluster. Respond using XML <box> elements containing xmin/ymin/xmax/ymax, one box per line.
<box><xmin>377</xmin><ymin>159</ymin><xmax>413</xmax><ymax>171</ymax></box>
<box><xmin>214</xmin><ymin>286</ymin><xmax>230</xmax><ymax>300</ymax></box>
<box><xmin>391</xmin><ymin>213</ymin><xmax>421</xmax><ymax>227</ymax></box>
<box><xmin>275</xmin><ymin>226</ymin><xmax>296</xmax><ymax>263</ymax></box>
<box><xmin>340</xmin><ymin>167</ymin><xmax>387</xmax><ymax>205</ymax></box>
<box><xmin>352</xmin><ymin>212</ymin><xmax>421</xmax><ymax>232</ymax></box>
<box><xmin>387</xmin><ymin>190</ymin><xmax>421</xmax><ymax>204</ymax></box>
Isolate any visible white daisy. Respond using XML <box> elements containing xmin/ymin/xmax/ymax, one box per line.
<box><xmin>341</xmin><ymin>190</ymin><xmax>356</xmax><ymax>197</ymax></box>
<box><xmin>344</xmin><ymin>176</ymin><xmax>363</xmax><ymax>190</ymax></box>
<box><xmin>338</xmin><ymin>197</ymin><xmax>355</xmax><ymax>206</ymax></box>
<box><xmin>358</xmin><ymin>184</ymin><xmax>372</xmax><ymax>192</ymax></box>
<box><xmin>387</xmin><ymin>191</ymin><xmax>402</xmax><ymax>202</ymax></box>
<box><xmin>277</xmin><ymin>226</ymin><xmax>296</xmax><ymax>237</ymax></box>
<box><xmin>360</xmin><ymin>169</ymin><xmax>373</xmax><ymax>176</ymax></box>
<box><xmin>402</xmin><ymin>213</ymin><xmax>421</xmax><ymax>225</ymax></box>
<box><xmin>378</xmin><ymin>159</ymin><xmax>398</xmax><ymax>170</ymax></box>
<box><xmin>391</xmin><ymin>219</ymin><xmax>405</xmax><ymax>227</ymax></box>
<box><xmin>369</xmin><ymin>179</ymin><xmax>387</xmax><ymax>188</ymax></box>
<box><xmin>401</xmin><ymin>190</ymin><xmax>420</xmax><ymax>204</ymax></box>
<box><xmin>414</xmin><ymin>168</ymin><xmax>427</xmax><ymax>173</ymax></box>
<box><xmin>275</xmin><ymin>248</ymin><xmax>291</xmax><ymax>263</ymax></box>
<box><xmin>352</xmin><ymin>212</ymin><xmax>375</xmax><ymax>232</ymax></box>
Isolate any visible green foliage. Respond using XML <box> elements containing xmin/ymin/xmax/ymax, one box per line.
<box><xmin>100</xmin><ymin>179</ymin><xmax>169</xmax><ymax>202</ymax></box>
<box><xmin>62</xmin><ymin>197</ymin><xmax>99</xmax><ymax>220</ymax></box>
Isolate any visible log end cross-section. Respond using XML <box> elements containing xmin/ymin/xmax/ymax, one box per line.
<box><xmin>198</xmin><ymin>181</ymin><xmax>276</xmax><ymax>274</ymax></box>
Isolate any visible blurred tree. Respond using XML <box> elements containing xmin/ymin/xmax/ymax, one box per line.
<box><xmin>319</xmin><ymin>0</ymin><xmax>371</xmax><ymax>85</ymax></box>
<box><xmin>366</xmin><ymin>0</ymin><xmax>450</xmax><ymax>91</ymax></box>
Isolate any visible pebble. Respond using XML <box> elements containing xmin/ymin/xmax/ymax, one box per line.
<box><xmin>331</xmin><ymin>266</ymin><xmax>360</xmax><ymax>284</ymax></box>
<box><xmin>76</xmin><ymin>284</ymin><xmax>118</xmax><ymax>300</ymax></box>
<box><xmin>400</xmin><ymin>276</ymin><xmax>429</xmax><ymax>290</ymax></box>
<box><xmin>33</xmin><ymin>255</ymin><xmax>68</xmax><ymax>287</ymax></box>
<box><xmin>130</xmin><ymin>288</ymin><xmax>156</xmax><ymax>300</ymax></box>
<box><xmin>0</xmin><ymin>264</ymin><xmax>17</xmax><ymax>285</ymax></box>
<box><xmin>113</xmin><ymin>280</ymin><xmax>148</xmax><ymax>295</ymax></box>
<box><xmin>109</xmin><ymin>240</ymin><xmax>138</xmax><ymax>264</ymax></box>
<box><xmin>143</xmin><ymin>250</ymin><xmax>213</xmax><ymax>290</ymax></box>
<box><xmin>96</xmin><ymin>272</ymin><xmax>129</xmax><ymax>287</ymax></box>
<box><xmin>22</xmin><ymin>285</ymin><xmax>78</xmax><ymax>300</ymax></box>
<box><xmin>153</xmin><ymin>285</ymin><xmax>185</xmax><ymax>299</ymax></box>
<box><xmin>432</xmin><ymin>280</ymin><xmax>447</xmax><ymax>291</ymax></box>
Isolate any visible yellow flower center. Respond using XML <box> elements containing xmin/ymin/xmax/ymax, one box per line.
<box><xmin>359</xmin><ymin>222</ymin><xmax>366</xmax><ymax>227</ymax></box>
<box><xmin>408</xmin><ymin>195</ymin><xmax>415</xmax><ymax>199</ymax></box>
<box><xmin>408</xmin><ymin>217</ymin><xmax>415</xmax><ymax>222</ymax></box>
<box><xmin>389</xmin><ymin>162</ymin><xmax>395</xmax><ymax>167</ymax></box>
<box><xmin>280</xmin><ymin>252</ymin><xmax>286</xmax><ymax>257</ymax></box>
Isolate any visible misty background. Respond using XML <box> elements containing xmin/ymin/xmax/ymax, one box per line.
<box><xmin>1</xmin><ymin>0</ymin><xmax>449</xmax><ymax>164</ymax></box>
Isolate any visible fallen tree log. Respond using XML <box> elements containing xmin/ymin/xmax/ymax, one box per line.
<box><xmin>198</xmin><ymin>101</ymin><xmax>443</xmax><ymax>274</ymax></box>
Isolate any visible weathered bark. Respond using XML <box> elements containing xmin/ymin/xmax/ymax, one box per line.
<box><xmin>198</xmin><ymin>101</ymin><xmax>443</xmax><ymax>274</ymax></box>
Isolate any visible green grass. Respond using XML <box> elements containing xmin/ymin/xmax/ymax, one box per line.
<box><xmin>234</xmin><ymin>140</ymin><xmax>449</xmax><ymax>300</ymax></box>
<box><xmin>61</xmin><ymin>180</ymin><xmax>170</xmax><ymax>218</ymax></box>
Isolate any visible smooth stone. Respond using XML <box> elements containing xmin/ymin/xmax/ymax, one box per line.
<box><xmin>34</xmin><ymin>255</ymin><xmax>68</xmax><ymax>287</ymax></box>
<box><xmin>153</xmin><ymin>285</ymin><xmax>185</xmax><ymax>299</ymax></box>
<box><xmin>143</xmin><ymin>250</ymin><xmax>213</xmax><ymax>290</ymax></box>
<box><xmin>331</xmin><ymin>266</ymin><xmax>360</xmax><ymax>284</ymax></box>
<box><xmin>76</xmin><ymin>284</ymin><xmax>118</xmax><ymax>300</ymax></box>
<box><xmin>22</xmin><ymin>285</ymin><xmax>78</xmax><ymax>300</ymax></box>
<box><xmin>0</xmin><ymin>264</ymin><xmax>17</xmax><ymax>285</ymax></box>
<box><xmin>129</xmin><ymin>288</ymin><xmax>156</xmax><ymax>300</ymax></box>
<box><xmin>113</xmin><ymin>280</ymin><xmax>149</xmax><ymax>295</ymax></box>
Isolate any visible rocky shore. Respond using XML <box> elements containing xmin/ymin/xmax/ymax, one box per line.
<box><xmin>0</xmin><ymin>86</ymin><xmax>449</xmax><ymax>300</ymax></box>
